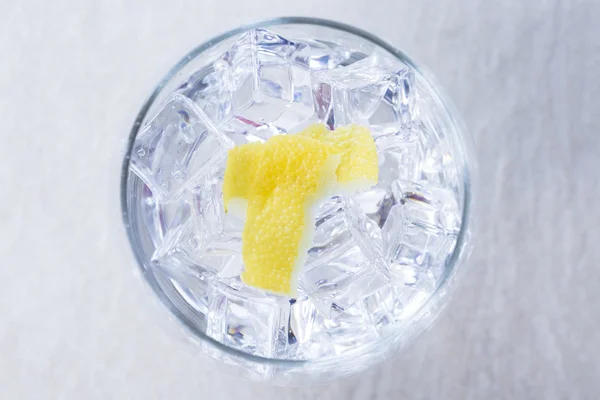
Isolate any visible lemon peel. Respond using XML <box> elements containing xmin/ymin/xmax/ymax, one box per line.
<box><xmin>223</xmin><ymin>125</ymin><xmax>378</xmax><ymax>295</ymax></box>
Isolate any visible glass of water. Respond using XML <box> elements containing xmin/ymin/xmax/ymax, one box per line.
<box><xmin>121</xmin><ymin>17</ymin><xmax>475</xmax><ymax>385</ymax></box>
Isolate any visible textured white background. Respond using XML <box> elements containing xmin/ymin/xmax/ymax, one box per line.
<box><xmin>1</xmin><ymin>0</ymin><xmax>599</xmax><ymax>399</ymax></box>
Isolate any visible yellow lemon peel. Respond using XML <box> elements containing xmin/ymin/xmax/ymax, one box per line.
<box><xmin>300</xmin><ymin>123</ymin><xmax>379</xmax><ymax>194</ymax></box>
<box><xmin>222</xmin><ymin>124</ymin><xmax>378</xmax><ymax>295</ymax></box>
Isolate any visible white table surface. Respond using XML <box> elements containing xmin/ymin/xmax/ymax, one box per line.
<box><xmin>1</xmin><ymin>0</ymin><xmax>599</xmax><ymax>398</ymax></box>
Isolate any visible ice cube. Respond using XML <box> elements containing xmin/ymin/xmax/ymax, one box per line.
<box><xmin>140</xmin><ymin>183</ymin><xmax>162</xmax><ymax>247</ymax></box>
<box><xmin>176</xmin><ymin>62</ymin><xmax>232</xmax><ymax>124</ymax></box>
<box><xmin>312</xmin><ymin>54</ymin><xmax>408</xmax><ymax>128</ymax></box>
<box><xmin>300</xmin><ymin>201</ymin><xmax>389</xmax><ymax>318</ymax></box>
<box><xmin>369</xmin><ymin>68</ymin><xmax>416</xmax><ymax>136</ymax></box>
<box><xmin>394</xmin><ymin>263</ymin><xmax>436</xmax><ymax>292</ymax></box>
<box><xmin>151</xmin><ymin>198</ymin><xmax>192</xmax><ymax>261</ymax></box>
<box><xmin>247</xmin><ymin>29</ymin><xmax>315</xmax><ymax>132</ymax></box>
<box><xmin>191</xmin><ymin>29</ymin><xmax>314</xmax><ymax>143</ymax></box>
<box><xmin>375</xmin><ymin>127</ymin><xmax>423</xmax><ymax>186</ymax></box>
<box><xmin>219</xmin><ymin>116</ymin><xmax>273</xmax><ymax>145</ymax></box>
<box><xmin>206</xmin><ymin>280</ymin><xmax>288</xmax><ymax>358</ymax></box>
<box><xmin>366</xmin><ymin>125</ymin><xmax>460</xmax><ymax>230</ymax></box>
<box><xmin>362</xmin><ymin>284</ymin><xmax>402</xmax><ymax>332</ymax></box>
<box><xmin>360</xmin><ymin>263</ymin><xmax>436</xmax><ymax>333</ymax></box>
<box><xmin>150</xmin><ymin>203</ymin><xmax>216</xmax><ymax>319</ymax></box>
<box><xmin>392</xmin><ymin>180</ymin><xmax>461</xmax><ymax>234</ymax></box>
<box><xmin>418</xmin><ymin>127</ymin><xmax>459</xmax><ymax>188</ymax></box>
<box><xmin>177</xmin><ymin>32</ymin><xmax>256</xmax><ymax>125</ymax></box>
<box><xmin>187</xmin><ymin>166</ymin><xmax>244</xmax><ymax>277</ymax></box>
<box><xmin>306</xmin><ymin>202</ymin><xmax>351</xmax><ymax>265</ymax></box>
<box><xmin>130</xmin><ymin>94</ymin><xmax>234</xmax><ymax>202</ymax></box>
<box><xmin>151</xmin><ymin>220</ymin><xmax>214</xmax><ymax>278</ymax></box>
<box><xmin>278</xmin><ymin>296</ymin><xmax>335</xmax><ymax>359</ymax></box>
<box><xmin>293</xmin><ymin>39</ymin><xmax>350</xmax><ymax>71</ymax></box>
<box><xmin>394</xmin><ymin>287</ymin><xmax>431</xmax><ymax>321</ymax></box>
<box><xmin>352</xmin><ymin>188</ymin><xmax>388</xmax><ymax>219</ymax></box>
<box><xmin>287</xmin><ymin>297</ymin><xmax>317</xmax><ymax>348</ymax></box>
<box><xmin>267</xmin><ymin>25</ymin><xmax>373</xmax><ymax>70</ymax></box>
<box><xmin>322</xmin><ymin>302</ymin><xmax>378</xmax><ymax>355</ymax></box>
<box><xmin>312</xmin><ymin>196</ymin><xmax>344</xmax><ymax>223</ymax></box>
<box><xmin>167</xmin><ymin>266</ymin><xmax>214</xmax><ymax>317</ymax></box>
<box><xmin>382</xmin><ymin>194</ymin><xmax>458</xmax><ymax>281</ymax></box>
<box><xmin>409</xmin><ymin>94</ymin><xmax>460</xmax><ymax>188</ymax></box>
<box><xmin>147</xmin><ymin>165</ymin><xmax>245</xmax><ymax>279</ymax></box>
<box><xmin>346</xmin><ymin>200</ymin><xmax>385</xmax><ymax>258</ymax></box>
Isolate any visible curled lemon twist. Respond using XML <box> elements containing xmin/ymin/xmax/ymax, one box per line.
<box><xmin>223</xmin><ymin>124</ymin><xmax>378</xmax><ymax>295</ymax></box>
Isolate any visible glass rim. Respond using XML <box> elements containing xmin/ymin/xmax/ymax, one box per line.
<box><xmin>120</xmin><ymin>16</ymin><xmax>474</xmax><ymax>368</ymax></box>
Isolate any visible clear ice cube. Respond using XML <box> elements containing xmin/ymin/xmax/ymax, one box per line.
<box><xmin>187</xmin><ymin>166</ymin><xmax>244</xmax><ymax>277</ymax></box>
<box><xmin>400</xmin><ymin>181</ymin><xmax>461</xmax><ymax>233</ymax></box>
<box><xmin>360</xmin><ymin>123</ymin><xmax>459</xmax><ymax>231</ymax></box>
<box><xmin>151</xmin><ymin>198</ymin><xmax>192</xmax><ymax>261</ymax></box>
<box><xmin>418</xmin><ymin>126</ymin><xmax>459</xmax><ymax>188</ymax></box>
<box><xmin>369</xmin><ymin>68</ymin><xmax>416</xmax><ymax>136</ymax></box>
<box><xmin>140</xmin><ymin>183</ymin><xmax>162</xmax><ymax>247</ymax></box>
<box><xmin>293</xmin><ymin>39</ymin><xmax>350</xmax><ymax>71</ymax></box>
<box><xmin>312</xmin><ymin>54</ymin><xmax>410</xmax><ymax>128</ymax></box>
<box><xmin>130</xmin><ymin>94</ymin><xmax>234</xmax><ymax>202</ymax></box>
<box><xmin>382</xmin><ymin>189</ymin><xmax>458</xmax><ymax>280</ymax></box>
<box><xmin>177</xmin><ymin>33</ymin><xmax>256</xmax><ymax>125</ymax></box>
<box><xmin>177</xmin><ymin>63</ymin><xmax>232</xmax><ymax>124</ymax></box>
<box><xmin>245</xmin><ymin>29</ymin><xmax>314</xmax><ymax>132</ymax></box>
<box><xmin>279</xmin><ymin>296</ymin><xmax>339</xmax><ymax>360</ymax></box>
<box><xmin>362</xmin><ymin>284</ymin><xmax>403</xmax><ymax>332</ymax></box>
<box><xmin>322</xmin><ymin>302</ymin><xmax>378</xmax><ymax>355</ymax></box>
<box><xmin>375</xmin><ymin>127</ymin><xmax>423</xmax><ymax>186</ymax></box>
<box><xmin>207</xmin><ymin>279</ymin><xmax>288</xmax><ymax>358</ymax></box>
<box><xmin>364</xmin><ymin>283</ymin><xmax>432</xmax><ymax>332</ymax></box>
<box><xmin>352</xmin><ymin>188</ymin><xmax>388</xmax><ymax>219</ymax></box>
<box><xmin>148</xmin><ymin>169</ymin><xmax>244</xmax><ymax>279</ymax></box>
<box><xmin>395</xmin><ymin>287</ymin><xmax>431</xmax><ymax>320</ymax></box>
<box><xmin>287</xmin><ymin>297</ymin><xmax>317</xmax><ymax>350</ymax></box>
<box><xmin>395</xmin><ymin>263</ymin><xmax>436</xmax><ymax>293</ymax></box>
<box><xmin>152</xmin><ymin>212</ymin><xmax>216</xmax><ymax>319</ymax></box>
<box><xmin>384</xmin><ymin>179</ymin><xmax>461</xmax><ymax>234</ymax></box>
<box><xmin>187</xmin><ymin>29</ymin><xmax>315</xmax><ymax>143</ymax></box>
<box><xmin>360</xmin><ymin>264</ymin><xmax>436</xmax><ymax>333</ymax></box>
<box><xmin>301</xmin><ymin>201</ymin><xmax>390</xmax><ymax>319</ymax></box>
<box><xmin>168</xmin><ymin>267</ymin><xmax>214</xmax><ymax>317</ymax></box>
<box><xmin>219</xmin><ymin>116</ymin><xmax>273</xmax><ymax>145</ymax></box>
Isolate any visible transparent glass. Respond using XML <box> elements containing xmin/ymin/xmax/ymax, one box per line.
<box><xmin>121</xmin><ymin>17</ymin><xmax>476</xmax><ymax>385</ymax></box>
